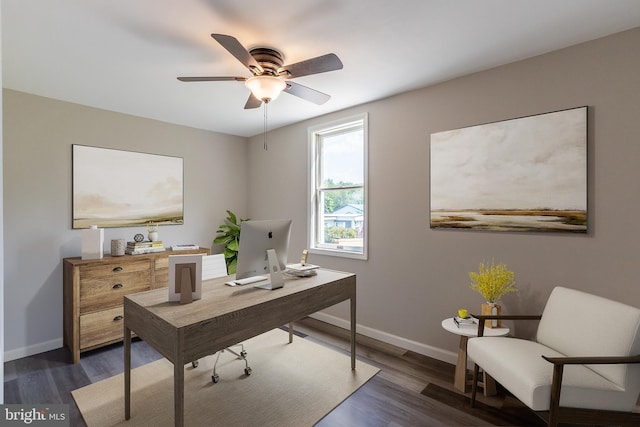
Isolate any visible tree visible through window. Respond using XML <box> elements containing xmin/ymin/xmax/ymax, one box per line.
<box><xmin>308</xmin><ymin>114</ymin><xmax>368</xmax><ymax>260</ymax></box>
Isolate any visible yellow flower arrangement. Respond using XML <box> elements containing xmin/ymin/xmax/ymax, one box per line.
<box><xmin>469</xmin><ymin>260</ymin><xmax>517</xmax><ymax>303</ymax></box>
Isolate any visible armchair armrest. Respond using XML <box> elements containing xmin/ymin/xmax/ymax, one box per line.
<box><xmin>470</xmin><ymin>314</ymin><xmax>542</xmax><ymax>337</ymax></box>
<box><xmin>542</xmin><ymin>354</ymin><xmax>640</xmax><ymax>365</ymax></box>
<box><xmin>541</xmin><ymin>354</ymin><xmax>640</xmax><ymax>426</ymax></box>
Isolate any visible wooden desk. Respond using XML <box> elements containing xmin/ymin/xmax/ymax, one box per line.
<box><xmin>124</xmin><ymin>269</ymin><xmax>356</xmax><ymax>427</ymax></box>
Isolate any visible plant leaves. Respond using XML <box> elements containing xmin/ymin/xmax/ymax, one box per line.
<box><xmin>227</xmin><ymin>210</ymin><xmax>237</xmax><ymax>225</ymax></box>
<box><xmin>227</xmin><ymin>239</ymin><xmax>239</xmax><ymax>251</ymax></box>
<box><xmin>215</xmin><ymin>210</ymin><xmax>245</xmax><ymax>276</ymax></box>
<box><xmin>228</xmin><ymin>258</ymin><xmax>237</xmax><ymax>275</ymax></box>
<box><xmin>213</xmin><ymin>235</ymin><xmax>231</xmax><ymax>245</ymax></box>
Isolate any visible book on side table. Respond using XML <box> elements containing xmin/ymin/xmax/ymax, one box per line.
<box><xmin>453</xmin><ymin>316</ymin><xmax>478</xmax><ymax>328</ymax></box>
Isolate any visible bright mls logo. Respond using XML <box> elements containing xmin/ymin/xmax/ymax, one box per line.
<box><xmin>1</xmin><ymin>405</ymin><xmax>69</xmax><ymax>426</ymax></box>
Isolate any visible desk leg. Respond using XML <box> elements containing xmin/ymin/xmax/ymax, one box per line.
<box><xmin>289</xmin><ymin>322</ymin><xmax>293</xmax><ymax>343</ymax></box>
<box><xmin>454</xmin><ymin>336</ymin><xmax>468</xmax><ymax>392</ymax></box>
<box><xmin>174</xmin><ymin>358</ymin><xmax>184</xmax><ymax>427</ymax></box>
<box><xmin>124</xmin><ymin>324</ymin><xmax>131</xmax><ymax>420</ymax></box>
<box><xmin>350</xmin><ymin>295</ymin><xmax>356</xmax><ymax>370</ymax></box>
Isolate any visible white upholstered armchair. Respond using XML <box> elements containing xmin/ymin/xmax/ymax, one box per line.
<box><xmin>467</xmin><ymin>287</ymin><xmax>640</xmax><ymax>427</ymax></box>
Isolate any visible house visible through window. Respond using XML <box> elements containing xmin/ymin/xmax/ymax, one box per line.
<box><xmin>308</xmin><ymin>114</ymin><xmax>368</xmax><ymax>260</ymax></box>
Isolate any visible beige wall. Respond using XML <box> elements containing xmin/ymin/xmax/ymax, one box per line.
<box><xmin>2</xmin><ymin>90</ymin><xmax>248</xmax><ymax>359</ymax></box>
<box><xmin>247</xmin><ymin>27</ymin><xmax>640</xmax><ymax>361</ymax></box>
<box><xmin>4</xmin><ymin>27</ymin><xmax>640</xmax><ymax>364</ymax></box>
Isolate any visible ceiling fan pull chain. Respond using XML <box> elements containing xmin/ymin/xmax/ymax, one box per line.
<box><xmin>263</xmin><ymin>102</ymin><xmax>268</xmax><ymax>151</ymax></box>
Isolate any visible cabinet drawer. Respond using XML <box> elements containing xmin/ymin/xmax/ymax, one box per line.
<box><xmin>79</xmin><ymin>261</ymin><xmax>151</xmax><ymax>313</ymax></box>
<box><xmin>80</xmin><ymin>259</ymin><xmax>151</xmax><ymax>277</ymax></box>
<box><xmin>80</xmin><ymin>272</ymin><xmax>150</xmax><ymax>313</ymax></box>
<box><xmin>79</xmin><ymin>306</ymin><xmax>124</xmax><ymax>350</ymax></box>
<box><xmin>155</xmin><ymin>257</ymin><xmax>169</xmax><ymax>269</ymax></box>
<box><xmin>155</xmin><ymin>269</ymin><xmax>169</xmax><ymax>288</ymax></box>
<box><xmin>155</xmin><ymin>257</ymin><xmax>169</xmax><ymax>288</ymax></box>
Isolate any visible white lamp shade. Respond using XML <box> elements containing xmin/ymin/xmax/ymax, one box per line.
<box><xmin>245</xmin><ymin>76</ymin><xmax>286</xmax><ymax>102</ymax></box>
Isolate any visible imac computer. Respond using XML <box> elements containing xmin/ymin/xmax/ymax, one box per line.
<box><xmin>235</xmin><ymin>219</ymin><xmax>292</xmax><ymax>290</ymax></box>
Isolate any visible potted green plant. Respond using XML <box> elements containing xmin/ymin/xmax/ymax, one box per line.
<box><xmin>469</xmin><ymin>260</ymin><xmax>516</xmax><ymax>328</ymax></box>
<box><xmin>213</xmin><ymin>210</ymin><xmax>249</xmax><ymax>274</ymax></box>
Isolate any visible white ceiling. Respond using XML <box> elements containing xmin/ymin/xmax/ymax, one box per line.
<box><xmin>3</xmin><ymin>0</ymin><xmax>640</xmax><ymax>138</ymax></box>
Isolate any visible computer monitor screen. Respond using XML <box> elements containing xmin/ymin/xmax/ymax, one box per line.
<box><xmin>235</xmin><ymin>219</ymin><xmax>292</xmax><ymax>280</ymax></box>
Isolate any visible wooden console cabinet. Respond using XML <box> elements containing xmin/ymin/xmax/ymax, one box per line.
<box><xmin>63</xmin><ymin>248</ymin><xmax>210</xmax><ymax>363</ymax></box>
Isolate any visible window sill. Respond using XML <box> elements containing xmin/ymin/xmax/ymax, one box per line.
<box><xmin>308</xmin><ymin>247</ymin><xmax>367</xmax><ymax>261</ymax></box>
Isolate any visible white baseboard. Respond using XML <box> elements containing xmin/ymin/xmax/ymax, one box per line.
<box><xmin>5</xmin><ymin>317</ymin><xmax>458</xmax><ymax>367</ymax></box>
<box><xmin>4</xmin><ymin>338</ymin><xmax>63</xmax><ymax>362</ymax></box>
<box><xmin>309</xmin><ymin>312</ymin><xmax>457</xmax><ymax>366</ymax></box>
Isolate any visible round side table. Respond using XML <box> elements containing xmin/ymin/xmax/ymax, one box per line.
<box><xmin>441</xmin><ymin>317</ymin><xmax>509</xmax><ymax>395</ymax></box>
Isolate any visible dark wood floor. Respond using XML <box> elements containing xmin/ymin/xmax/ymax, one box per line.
<box><xmin>4</xmin><ymin>317</ymin><xmax>579</xmax><ymax>426</ymax></box>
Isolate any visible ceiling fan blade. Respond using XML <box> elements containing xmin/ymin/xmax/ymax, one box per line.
<box><xmin>244</xmin><ymin>93</ymin><xmax>262</xmax><ymax>109</ymax></box>
<box><xmin>283</xmin><ymin>81</ymin><xmax>331</xmax><ymax>105</ymax></box>
<box><xmin>279</xmin><ymin>53</ymin><xmax>343</xmax><ymax>79</ymax></box>
<box><xmin>177</xmin><ymin>76</ymin><xmax>246</xmax><ymax>82</ymax></box>
<box><xmin>211</xmin><ymin>33</ymin><xmax>263</xmax><ymax>75</ymax></box>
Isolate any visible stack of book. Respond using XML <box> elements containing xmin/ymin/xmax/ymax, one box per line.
<box><xmin>125</xmin><ymin>240</ymin><xmax>165</xmax><ymax>255</ymax></box>
<box><xmin>284</xmin><ymin>263</ymin><xmax>319</xmax><ymax>277</ymax></box>
<box><xmin>453</xmin><ymin>315</ymin><xmax>477</xmax><ymax>328</ymax></box>
<box><xmin>170</xmin><ymin>244</ymin><xmax>199</xmax><ymax>251</ymax></box>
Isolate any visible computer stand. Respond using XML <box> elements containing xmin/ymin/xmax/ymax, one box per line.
<box><xmin>254</xmin><ymin>249</ymin><xmax>285</xmax><ymax>290</ymax></box>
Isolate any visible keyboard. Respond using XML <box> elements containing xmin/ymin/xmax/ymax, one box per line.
<box><xmin>225</xmin><ymin>276</ymin><xmax>268</xmax><ymax>286</ymax></box>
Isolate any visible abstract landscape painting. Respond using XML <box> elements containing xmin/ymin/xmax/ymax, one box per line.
<box><xmin>73</xmin><ymin>145</ymin><xmax>184</xmax><ymax>228</ymax></box>
<box><xmin>430</xmin><ymin>107</ymin><xmax>587</xmax><ymax>233</ymax></box>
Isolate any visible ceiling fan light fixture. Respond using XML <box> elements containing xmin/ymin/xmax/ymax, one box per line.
<box><xmin>245</xmin><ymin>75</ymin><xmax>286</xmax><ymax>102</ymax></box>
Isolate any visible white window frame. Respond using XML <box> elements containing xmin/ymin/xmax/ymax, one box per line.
<box><xmin>307</xmin><ymin>113</ymin><xmax>368</xmax><ymax>260</ymax></box>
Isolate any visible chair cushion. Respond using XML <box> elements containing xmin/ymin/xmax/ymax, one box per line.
<box><xmin>467</xmin><ymin>337</ymin><xmax>636</xmax><ymax>412</ymax></box>
<box><xmin>536</xmin><ymin>287</ymin><xmax>640</xmax><ymax>388</ymax></box>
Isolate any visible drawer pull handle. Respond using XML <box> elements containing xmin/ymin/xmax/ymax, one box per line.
<box><xmin>113</xmin><ymin>266</ymin><xmax>123</xmax><ymax>272</ymax></box>
<box><xmin>113</xmin><ymin>315</ymin><xmax>124</xmax><ymax>322</ymax></box>
<box><xmin>112</xmin><ymin>283</ymin><xmax>123</xmax><ymax>289</ymax></box>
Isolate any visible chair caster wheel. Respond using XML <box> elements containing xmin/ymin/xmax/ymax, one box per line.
<box><xmin>192</xmin><ymin>361</ymin><xmax>199</xmax><ymax>368</ymax></box>
<box><xmin>212</xmin><ymin>374</ymin><xmax>220</xmax><ymax>383</ymax></box>
<box><xmin>245</xmin><ymin>367</ymin><xmax>252</xmax><ymax>376</ymax></box>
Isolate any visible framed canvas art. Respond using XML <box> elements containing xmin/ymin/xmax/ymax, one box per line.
<box><xmin>72</xmin><ymin>145</ymin><xmax>184</xmax><ymax>228</ymax></box>
<box><xmin>430</xmin><ymin>106</ymin><xmax>587</xmax><ymax>233</ymax></box>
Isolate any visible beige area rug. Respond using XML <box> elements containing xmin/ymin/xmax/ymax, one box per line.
<box><xmin>72</xmin><ymin>329</ymin><xmax>379</xmax><ymax>426</ymax></box>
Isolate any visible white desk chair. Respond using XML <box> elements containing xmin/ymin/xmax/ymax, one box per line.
<box><xmin>201</xmin><ymin>253</ymin><xmax>229</xmax><ymax>280</ymax></box>
<box><xmin>193</xmin><ymin>254</ymin><xmax>252</xmax><ymax>383</ymax></box>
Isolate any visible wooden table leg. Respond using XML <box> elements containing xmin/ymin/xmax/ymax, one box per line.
<box><xmin>350</xmin><ymin>294</ymin><xmax>356</xmax><ymax>370</ymax></box>
<box><xmin>453</xmin><ymin>335</ymin><xmax>497</xmax><ymax>396</ymax></box>
<box><xmin>124</xmin><ymin>325</ymin><xmax>131</xmax><ymax>420</ymax></box>
<box><xmin>482</xmin><ymin>372</ymin><xmax>497</xmax><ymax>396</ymax></box>
<box><xmin>289</xmin><ymin>321</ymin><xmax>294</xmax><ymax>343</ymax></box>
<box><xmin>174</xmin><ymin>358</ymin><xmax>184</xmax><ymax>427</ymax></box>
<box><xmin>454</xmin><ymin>336</ymin><xmax>469</xmax><ymax>392</ymax></box>
<box><xmin>174</xmin><ymin>329</ymin><xmax>185</xmax><ymax>427</ymax></box>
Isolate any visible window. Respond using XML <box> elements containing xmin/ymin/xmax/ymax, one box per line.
<box><xmin>308</xmin><ymin>114</ymin><xmax>368</xmax><ymax>260</ymax></box>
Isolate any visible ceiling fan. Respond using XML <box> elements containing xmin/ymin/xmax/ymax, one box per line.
<box><xmin>178</xmin><ymin>34</ymin><xmax>343</xmax><ymax>109</ymax></box>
